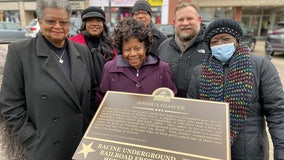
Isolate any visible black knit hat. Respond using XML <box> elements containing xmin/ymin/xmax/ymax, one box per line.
<box><xmin>132</xmin><ymin>0</ymin><xmax>152</xmax><ymax>16</ymax></box>
<box><xmin>81</xmin><ymin>6</ymin><xmax>105</xmax><ymax>21</ymax></box>
<box><xmin>204</xmin><ymin>18</ymin><xmax>243</xmax><ymax>47</ymax></box>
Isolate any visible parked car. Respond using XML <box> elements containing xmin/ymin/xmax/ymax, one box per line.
<box><xmin>0</xmin><ymin>21</ymin><xmax>27</xmax><ymax>43</ymax></box>
<box><xmin>25</xmin><ymin>18</ymin><xmax>80</xmax><ymax>38</ymax></box>
<box><xmin>265</xmin><ymin>21</ymin><xmax>284</xmax><ymax>57</ymax></box>
<box><xmin>202</xmin><ymin>20</ymin><xmax>256</xmax><ymax>52</ymax></box>
<box><xmin>68</xmin><ymin>18</ymin><xmax>81</xmax><ymax>37</ymax></box>
<box><xmin>201</xmin><ymin>20</ymin><xmax>211</xmax><ymax>27</ymax></box>
<box><xmin>237</xmin><ymin>22</ymin><xmax>257</xmax><ymax>52</ymax></box>
<box><xmin>155</xmin><ymin>24</ymin><xmax>175</xmax><ymax>38</ymax></box>
<box><xmin>69</xmin><ymin>23</ymin><xmax>80</xmax><ymax>37</ymax></box>
<box><xmin>24</xmin><ymin>19</ymin><xmax>40</xmax><ymax>38</ymax></box>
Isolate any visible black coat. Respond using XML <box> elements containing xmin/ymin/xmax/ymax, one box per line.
<box><xmin>188</xmin><ymin>54</ymin><xmax>284</xmax><ymax>159</ymax></box>
<box><xmin>157</xmin><ymin>25</ymin><xmax>209</xmax><ymax>97</ymax></box>
<box><xmin>0</xmin><ymin>33</ymin><xmax>95</xmax><ymax>160</ymax></box>
<box><xmin>150</xmin><ymin>23</ymin><xmax>167</xmax><ymax>54</ymax></box>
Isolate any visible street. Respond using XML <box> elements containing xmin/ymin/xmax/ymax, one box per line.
<box><xmin>0</xmin><ymin>40</ymin><xmax>283</xmax><ymax>160</ymax></box>
<box><xmin>253</xmin><ymin>40</ymin><xmax>284</xmax><ymax>85</ymax></box>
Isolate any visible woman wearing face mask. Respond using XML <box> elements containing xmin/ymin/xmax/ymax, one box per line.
<box><xmin>187</xmin><ymin>18</ymin><xmax>284</xmax><ymax>159</ymax></box>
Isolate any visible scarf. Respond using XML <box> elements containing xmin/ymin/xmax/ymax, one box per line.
<box><xmin>199</xmin><ymin>44</ymin><xmax>253</xmax><ymax>145</ymax></box>
<box><xmin>82</xmin><ymin>30</ymin><xmax>106</xmax><ymax>85</ymax></box>
<box><xmin>174</xmin><ymin>32</ymin><xmax>198</xmax><ymax>53</ymax></box>
<box><xmin>82</xmin><ymin>30</ymin><xmax>114</xmax><ymax>61</ymax></box>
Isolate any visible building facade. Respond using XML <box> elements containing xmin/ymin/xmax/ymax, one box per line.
<box><xmin>0</xmin><ymin>0</ymin><xmax>88</xmax><ymax>27</ymax></box>
<box><xmin>0</xmin><ymin>0</ymin><xmax>284</xmax><ymax>38</ymax></box>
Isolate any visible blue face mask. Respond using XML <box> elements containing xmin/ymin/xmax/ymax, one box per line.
<box><xmin>210</xmin><ymin>42</ymin><xmax>236</xmax><ymax>62</ymax></box>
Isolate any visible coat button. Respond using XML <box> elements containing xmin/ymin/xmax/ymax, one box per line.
<box><xmin>41</xmin><ymin>93</ymin><xmax>47</xmax><ymax>100</ymax></box>
<box><xmin>52</xmin><ymin>117</ymin><xmax>60</xmax><ymax>123</ymax></box>
<box><xmin>54</xmin><ymin>141</ymin><xmax>61</xmax><ymax>146</ymax></box>
<box><xmin>136</xmin><ymin>83</ymin><xmax>141</xmax><ymax>88</ymax></box>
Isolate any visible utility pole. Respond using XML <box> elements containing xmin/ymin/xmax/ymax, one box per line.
<box><xmin>109</xmin><ymin>0</ymin><xmax>111</xmax><ymax>25</ymax></box>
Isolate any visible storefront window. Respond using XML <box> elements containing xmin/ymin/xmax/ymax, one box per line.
<box><xmin>275</xmin><ymin>11</ymin><xmax>284</xmax><ymax>23</ymax></box>
<box><xmin>105</xmin><ymin>6</ymin><xmax>162</xmax><ymax>29</ymax></box>
<box><xmin>200</xmin><ymin>8</ymin><xmax>214</xmax><ymax>21</ymax></box>
<box><xmin>2</xmin><ymin>11</ymin><xmax>20</xmax><ymax>24</ymax></box>
<box><xmin>200</xmin><ymin>7</ymin><xmax>233</xmax><ymax>21</ymax></box>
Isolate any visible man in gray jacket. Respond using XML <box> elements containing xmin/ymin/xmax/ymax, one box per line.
<box><xmin>157</xmin><ymin>2</ymin><xmax>209</xmax><ymax>97</ymax></box>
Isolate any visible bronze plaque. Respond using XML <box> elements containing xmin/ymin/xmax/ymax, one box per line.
<box><xmin>73</xmin><ymin>88</ymin><xmax>230</xmax><ymax>160</ymax></box>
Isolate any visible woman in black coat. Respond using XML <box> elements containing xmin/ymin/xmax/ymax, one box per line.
<box><xmin>0</xmin><ymin>0</ymin><xmax>96</xmax><ymax>159</ymax></box>
<box><xmin>187</xmin><ymin>19</ymin><xmax>284</xmax><ymax>159</ymax></box>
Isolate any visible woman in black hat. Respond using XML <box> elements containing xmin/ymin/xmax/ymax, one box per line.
<box><xmin>187</xmin><ymin>18</ymin><xmax>284</xmax><ymax>159</ymax></box>
<box><xmin>70</xmin><ymin>6</ymin><xmax>115</xmax><ymax>86</ymax></box>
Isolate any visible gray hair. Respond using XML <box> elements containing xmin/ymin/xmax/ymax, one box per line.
<box><xmin>36</xmin><ymin>0</ymin><xmax>72</xmax><ymax>18</ymax></box>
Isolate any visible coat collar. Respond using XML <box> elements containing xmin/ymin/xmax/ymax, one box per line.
<box><xmin>110</xmin><ymin>54</ymin><xmax>159</xmax><ymax>83</ymax></box>
<box><xmin>115</xmin><ymin>54</ymin><xmax>159</xmax><ymax>67</ymax></box>
<box><xmin>36</xmin><ymin>33</ymin><xmax>86</xmax><ymax>110</ymax></box>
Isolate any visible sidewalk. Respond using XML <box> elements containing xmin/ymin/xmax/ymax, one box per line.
<box><xmin>253</xmin><ymin>40</ymin><xmax>265</xmax><ymax>56</ymax></box>
<box><xmin>0</xmin><ymin>46</ymin><xmax>26</xmax><ymax>160</ymax></box>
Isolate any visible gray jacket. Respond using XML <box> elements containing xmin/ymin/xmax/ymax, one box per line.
<box><xmin>188</xmin><ymin>54</ymin><xmax>284</xmax><ymax>160</ymax></box>
<box><xmin>157</xmin><ymin>25</ymin><xmax>209</xmax><ymax>97</ymax></box>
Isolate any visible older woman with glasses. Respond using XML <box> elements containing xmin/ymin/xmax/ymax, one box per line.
<box><xmin>0</xmin><ymin>0</ymin><xmax>96</xmax><ymax>159</ymax></box>
<box><xmin>187</xmin><ymin>18</ymin><xmax>284</xmax><ymax>160</ymax></box>
<box><xmin>96</xmin><ymin>18</ymin><xmax>177</xmax><ymax>106</ymax></box>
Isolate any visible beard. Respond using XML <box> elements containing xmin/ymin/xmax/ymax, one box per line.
<box><xmin>177</xmin><ymin>31</ymin><xmax>197</xmax><ymax>42</ymax></box>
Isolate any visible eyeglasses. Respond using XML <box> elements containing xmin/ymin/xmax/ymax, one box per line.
<box><xmin>133</xmin><ymin>11</ymin><xmax>149</xmax><ymax>17</ymax></box>
<box><xmin>42</xmin><ymin>18</ymin><xmax>70</xmax><ymax>27</ymax></box>
<box><xmin>123</xmin><ymin>45</ymin><xmax>144</xmax><ymax>54</ymax></box>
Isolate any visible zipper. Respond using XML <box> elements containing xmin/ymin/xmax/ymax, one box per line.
<box><xmin>180</xmin><ymin>51</ymin><xmax>183</xmax><ymax>58</ymax></box>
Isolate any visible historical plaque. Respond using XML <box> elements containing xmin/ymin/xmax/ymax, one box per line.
<box><xmin>72</xmin><ymin>88</ymin><xmax>230</xmax><ymax>160</ymax></box>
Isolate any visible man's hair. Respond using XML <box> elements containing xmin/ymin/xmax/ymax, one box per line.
<box><xmin>174</xmin><ymin>2</ymin><xmax>200</xmax><ymax>17</ymax></box>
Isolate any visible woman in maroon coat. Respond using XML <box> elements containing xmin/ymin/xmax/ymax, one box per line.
<box><xmin>96</xmin><ymin>18</ymin><xmax>177</xmax><ymax>106</ymax></box>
